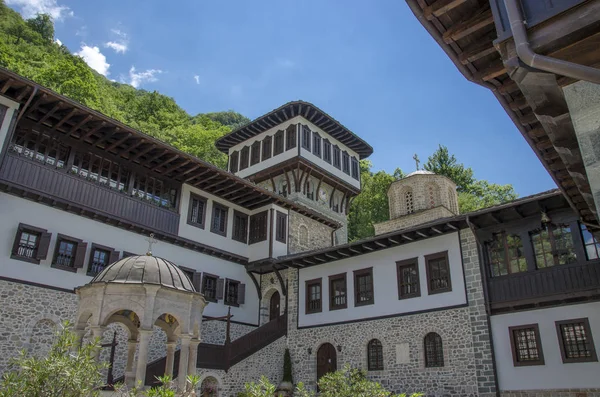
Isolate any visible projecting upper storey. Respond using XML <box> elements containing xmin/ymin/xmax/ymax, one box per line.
<box><xmin>215</xmin><ymin>101</ymin><xmax>373</xmax><ymax>193</ymax></box>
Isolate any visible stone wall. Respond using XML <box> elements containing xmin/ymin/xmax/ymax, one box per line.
<box><xmin>374</xmin><ymin>206</ymin><xmax>455</xmax><ymax>235</ymax></box>
<box><xmin>500</xmin><ymin>390</ymin><xmax>600</xmax><ymax>397</ymax></box>
<box><xmin>288</xmin><ymin>211</ymin><xmax>334</xmax><ymax>254</ymax></box>
<box><xmin>388</xmin><ymin>174</ymin><xmax>458</xmax><ymax>220</ymax></box>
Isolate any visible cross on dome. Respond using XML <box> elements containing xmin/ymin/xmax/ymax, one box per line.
<box><xmin>145</xmin><ymin>233</ymin><xmax>158</xmax><ymax>256</ymax></box>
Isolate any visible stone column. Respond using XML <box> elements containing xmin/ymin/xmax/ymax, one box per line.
<box><xmin>187</xmin><ymin>339</ymin><xmax>201</xmax><ymax>380</ymax></box>
<box><xmin>124</xmin><ymin>339</ymin><xmax>137</xmax><ymax>387</ymax></box>
<box><xmin>90</xmin><ymin>326</ymin><xmax>105</xmax><ymax>362</ymax></box>
<box><xmin>177</xmin><ymin>335</ymin><xmax>191</xmax><ymax>392</ymax></box>
<box><xmin>135</xmin><ymin>329</ymin><xmax>153</xmax><ymax>388</ymax></box>
<box><xmin>165</xmin><ymin>341</ymin><xmax>176</xmax><ymax>377</ymax></box>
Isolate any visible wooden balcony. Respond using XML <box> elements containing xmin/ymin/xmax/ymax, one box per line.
<box><xmin>0</xmin><ymin>153</ymin><xmax>179</xmax><ymax>234</ymax></box>
<box><xmin>488</xmin><ymin>261</ymin><xmax>600</xmax><ymax>310</ymax></box>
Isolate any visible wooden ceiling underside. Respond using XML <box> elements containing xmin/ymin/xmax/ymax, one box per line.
<box><xmin>406</xmin><ymin>0</ymin><xmax>600</xmax><ymax>226</ymax></box>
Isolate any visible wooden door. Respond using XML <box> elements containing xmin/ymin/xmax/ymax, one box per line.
<box><xmin>317</xmin><ymin>343</ymin><xmax>337</xmax><ymax>384</ymax></box>
<box><xmin>269</xmin><ymin>291</ymin><xmax>280</xmax><ymax>321</ymax></box>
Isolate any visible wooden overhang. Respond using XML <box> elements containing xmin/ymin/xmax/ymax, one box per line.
<box><xmin>0</xmin><ymin>67</ymin><xmax>341</xmax><ymax>230</ymax></box>
<box><xmin>405</xmin><ymin>0</ymin><xmax>600</xmax><ymax>227</ymax></box>
<box><xmin>214</xmin><ymin>100</ymin><xmax>374</xmax><ymax>160</ymax></box>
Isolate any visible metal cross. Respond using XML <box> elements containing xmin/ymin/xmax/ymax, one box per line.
<box><xmin>145</xmin><ymin>233</ymin><xmax>158</xmax><ymax>256</ymax></box>
<box><xmin>413</xmin><ymin>154</ymin><xmax>420</xmax><ymax>171</ymax></box>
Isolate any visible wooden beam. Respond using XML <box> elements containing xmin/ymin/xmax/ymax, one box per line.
<box><xmin>80</xmin><ymin>121</ymin><xmax>107</xmax><ymax>140</ymax></box>
<box><xmin>374</xmin><ymin>241</ymin><xmax>387</xmax><ymax>248</ymax></box>
<box><xmin>509</xmin><ymin>97</ymin><xmax>529</xmax><ymax>111</ymax></box>
<box><xmin>37</xmin><ymin>101</ymin><xmax>62</xmax><ymax>125</ymax></box>
<box><xmin>119</xmin><ymin>137</ymin><xmax>144</xmax><ymax>156</ymax></box>
<box><xmin>162</xmin><ymin>160</ymin><xmax>190</xmax><ymax>176</ymax></box>
<box><xmin>416</xmin><ymin>231</ymin><xmax>428</xmax><ymax>238</ymax></box>
<box><xmin>1</xmin><ymin>78</ymin><xmax>14</xmax><ymax>94</ymax></box>
<box><xmin>474</xmin><ymin>61</ymin><xmax>507</xmax><ymax>82</ymax></box>
<box><xmin>349</xmin><ymin>247</ymin><xmax>362</xmax><ymax>254</ymax></box>
<box><xmin>51</xmin><ymin>108</ymin><xmax>78</xmax><ymax>131</ymax></box>
<box><xmin>104</xmin><ymin>133</ymin><xmax>131</xmax><ymax>152</ymax></box>
<box><xmin>152</xmin><ymin>154</ymin><xmax>179</xmax><ymax>171</ymax></box>
<box><xmin>69</xmin><ymin>115</ymin><xmax>93</xmax><ymax>134</ymax></box>
<box><xmin>388</xmin><ymin>237</ymin><xmax>401</xmax><ymax>244</ymax></box>
<box><xmin>362</xmin><ymin>244</ymin><xmax>374</xmax><ymax>251</ymax></box>
<box><xmin>129</xmin><ymin>144</ymin><xmax>156</xmax><ymax>162</ymax></box>
<box><xmin>442</xmin><ymin>8</ymin><xmax>493</xmax><ymax>44</ymax></box>
<box><xmin>431</xmin><ymin>227</ymin><xmax>443</xmax><ymax>234</ymax></box>
<box><xmin>180</xmin><ymin>164</ymin><xmax>201</xmax><ymax>177</ymax></box>
<box><xmin>458</xmin><ymin>36</ymin><xmax>497</xmax><ymax>65</ymax></box>
<box><xmin>424</xmin><ymin>0</ymin><xmax>467</xmax><ymax>20</ymax></box>
<box><xmin>217</xmin><ymin>184</ymin><xmax>245</xmax><ymax>196</ymax></box>
<box><xmin>401</xmin><ymin>234</ymin><xmax>413</xmax><ymax>241</ymax></box>
<box><xmin>446</xmin><ymin>223</ymin><xmax>458</xmax><ymax>230</ymax></box>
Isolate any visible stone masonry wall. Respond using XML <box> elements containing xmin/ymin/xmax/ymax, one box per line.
<box><xmin>288</xmin><ymin>211</ymin><xmax>334</xmax><ymax>254</ymax></box>
<box><xmin>500</xmin><ymin>390</ymin><xmax>600</xmax><ymax>397</ymax></box>
<box><xmin>374</xmin><ymin>206</ymin><xmax>455</xmax><ymax>235</ymax></box>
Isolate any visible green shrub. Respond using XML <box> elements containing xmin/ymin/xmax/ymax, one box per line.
<box><xmin>282</xmin><ymin>348</ymin><xmax>293</xmax><ymax>383</ymax></box>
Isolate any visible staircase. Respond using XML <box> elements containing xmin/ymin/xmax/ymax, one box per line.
<box><xmin>114</xmin><ymin>314</ymin><xmax>287</xmax><ymax>386</ymax></box>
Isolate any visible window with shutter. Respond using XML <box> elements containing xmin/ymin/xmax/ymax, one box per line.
<box><xmin>305</xmin><ymin>278</ymin><xmax>322</xmax><ymax>314</ymax></box>
<box><xmin>225</xmin><ymin>279</ymin><xmax>240</xmax><ymax>306</ymax></box>
<box><xmin>187</xmin><ymin>193</ymin><xmax>207</xmax><ymax>229</ymax></box>
<box><xmin>312</xmin><ymin>132</ymin><xmax>321</xmax><ymax>157</ymax></box>
<box><xmin>216</xmin><ymin>277</ymin><xmax>225</xmax><ymax>300</ymax></box>
<box><xmin>342</xmin><ymin>151</ymin><xmax>350</xmax><ymax>174</ymax></box>
<box><xmin>332</xmin><ymin>145</ymin><xmax>341</xmax><ymax>169</ymax></box>
<box><xmin>87</xmin><ymin>243</ymin><xmax>117</xmax><ymax>276</ymax></box>
<box><xmin>351</xmin><ymin>157</ymin><xmax>359</xmax><ymax>180</ymax></box>
<box><xmin>192</xmin><ymin>272</ymin><xmax>202</xmax><ymax>292</ymax></box>
<box><xmin>229</xmin><ymin>151</ymin><xmax>239</xmax><ymax>173</ymax></box>
<box><xmin>11</xmin><ymin>223</ymin><xmax>51</xmax><ymax>264</ymax></box>
<box><xmin>251</xmin><ymin>141</ymin><xmax>261</xmax><ymax>166</ymax></box>
<box><xmin>323</xmin><ymin>139</ymin><xmax>332</xmax><ymax>163</ymax></box>
<box><xmin>276</xmin><ymin>211</ymin><xmax>287</xmax><ymax>243</ymax></box>
<box><xmin>210</xmin><ymin>203</ymin><xmax>229</xmax><ymax>237</ymax></box>
<box><xmin>262</xmin><ymin>136</ymin><xmax>272</xmax><ymax>160</ymax></box>
<box><xmin>52</xmin><ymin>234</ymin><xmax>86</xmax><ymax>272</ymax></box>
<box><xmin>249</xmin><ymin>211</ymin><xmax>268</xmax><ymax>244</ymax></box>
<box><xmin>301</xmin><ymin>126</ymin><xmax>311</xmax><ymax>150</ymax></box>
<box><xmin>202</xmin><ymin>273</ymin><xmax>219</xmax><ymax>302</ymax></box>
<box><xmin>286</xmin><ymin>125</ymin><xmax>296</xmax><ymax>151</ymax></box>
<box><xmin>239</xmin><ymin>146</ymin><xmax>249</xmax><ymax>170</ymax></box>
<box><xmin>233</xmin><ymin>210</ymin><xmax>249</xmax><ymax>244</ymax></box>
<box><xmin>274</xmin><ymin>130</ymin><xmax>284</xmax><ymax>155</ymax></box>
<box><xmin>237</xmin><ymin>283</ymin><xmax>246</xmax><ymax>305</ymax></box>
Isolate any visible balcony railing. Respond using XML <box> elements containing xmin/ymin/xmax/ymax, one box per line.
<box><xmin>0</xmin><ymin>153</ymin><xmax>179</xmax><ymax>234</ymax></box>
<box><xmin>488</xmin><ymin>261</ymin><xmax>600</xmax><ymax>308</ymax></box>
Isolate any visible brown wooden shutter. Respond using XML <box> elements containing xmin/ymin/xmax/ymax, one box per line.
<box><xmin>108</xmin><ymin>249</ymin><xmax>120</xmax><ymax>265</ymax></box>
<box><xmin>238</xmin><ymin>283</ymin><xmax>246</xmax><ymax>305</ymax></box>
<box><xmin>35</xmin><ymin>231</ymin><xmax>52</xmax><ymax>260</ymax></box>
<box><xmin>192</xmin><ymin>272</ymin><xmax>202</xmax><ymax>291</ymax></box>
<box><xmin>73</xmin><ymin>242</ymin><xmax>88</xmax><ymax>268</ymax></box>
<box><xmin>11</xmin><ymin>224</ymin><xmax>24</xmax><ymax>256</ymax></box>
<box><xmin>216</xmin><ymin>278</ymin><xmax>225</xmax><ymax>300</ymax></box>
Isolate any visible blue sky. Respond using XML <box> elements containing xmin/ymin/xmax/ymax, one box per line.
<box><xmin>6</xmin><ymin>0</ymin><xmax>556</xmax><ymax>197</ymax></box>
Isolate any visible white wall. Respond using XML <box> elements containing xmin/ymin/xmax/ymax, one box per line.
<box><xmin>491</xmin><ymin>301</ymin><xmax>600</xmax><ymax>391</ymax></box>
<box><xmin>0</xmin><ymin>192</ymin><xmax>260</xmax><ymax>325</ymax></box>
<box><xmin>0</xmin><ymin>94</ymin><xmax>19</xmax><ymax>150</ymax></box>
<box><xmin>297</xmin><ymin>232</ymin><xmax>466</xmax><ymax>327</ymax></box>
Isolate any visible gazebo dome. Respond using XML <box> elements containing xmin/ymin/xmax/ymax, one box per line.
<box><xmin>90</xmin><ymin>255</ymin><xmax>195</xmax><ymax>292</ymax></box>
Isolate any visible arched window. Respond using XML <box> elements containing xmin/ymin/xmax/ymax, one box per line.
<box><xmin>367</xmin><ymin>339</ymin><xmax>384</xmax><ymax>370</ymax></box>
<box><xmin>405</xmin><ymin>189</ymin><xmax>414</xmax><ymax>214</ymax></box>
<box><xmin>424</xmin><ymin>332</ymin><xmax>444</xmax><ymax>367</ymax></box>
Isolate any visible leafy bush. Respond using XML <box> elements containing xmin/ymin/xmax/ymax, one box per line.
<box><xmin>282</xmin><ymin>348</ymin><xmax>293</xmax><ymax>383</ymax></box>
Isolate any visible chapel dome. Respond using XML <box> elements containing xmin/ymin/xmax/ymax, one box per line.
<box><xmin>90</xmin><ymin>255</ymin><xmax>195</xmax><ymax>292</ymax></box>
<box><xmin>406</xmin><ymin>169</ymin><xmax>435</xmax><ymax>177</ymax></box>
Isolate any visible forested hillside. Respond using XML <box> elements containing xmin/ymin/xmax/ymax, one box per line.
<box><xmin>0</xmin><ymin>1</ymin><xmax>518</xmax><ymax>242</ymax></box>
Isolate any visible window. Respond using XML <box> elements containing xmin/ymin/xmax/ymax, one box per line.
<box><xmin>354</xmin><ymin>267</ymin><xmax>374</xmax><ymax>306</ymax></box>
<box><xmin>202</xmin><ymin>273</ymin><xmax>219</xmax><ymax>302</ymax></box>
<box><xmin>305</xmin><ymin>179</ymin><xmax>313</xmax><ymax>200</ymax></box>
<box><xmin>52</xmin><ymin>235</ymin><xmax>87</xmax><ymax>271</ymax></box>
<box><xmin>487</xmin><ymin>232</ymin><xmax>527</xmax><ymax>277</ymax></box>
<box><xmin>351</xmin><ymin>157</ymin><xmax>359</xmax><ymax>180</ymax></box>
<box><xmin>225</xmin><ymin>279</ymin><xmax>245</xmax><ymax>306</ymax></box>
<box><xmin>329</xmin><ymin>273</ymin><xmax>347</xmax><ymax>310</ymax></box>
<box><xmin>262</xmin><ymin>136</ymin><xmax>272</xmax><ymax>161</ymax></box>
<box><xmin>556</xmin><ymin>318</ymin><xmax>597</xmax><ymax>363</ymax></box>
<box><xmin>424</xmin><ymin>333</ymin><xmax>444</xmax><ymax>367</ymax></box>
<box><xmin>87</xmin><ymin>244</ymin><xmax>118</xmax><ymax>277</ymax></box>
<box><xmin>342</xmin><ymin>151</ymin><xmax>350</xmax><ymax>174</ymax></box>
<box><xmin>232</xmin><ymin>211</ymin><xmax>248</xmax><ymax>244</ymax></box>
<box><xmin>332</xmin><ymin>145</ymin><xmax>341</xmax><ymax>169</ymax></box>
<box><xmin>323</xmin><ymin>139</ymin><xmax>332</xmax><ymax>163</ymax></box>
<box><xmin>187</xmin><ymin>193</ymin><xmax>207</xmax><ymax>229</ymax></box>
<box><xmin>239</xmin><ymin>146</ymin><xmax>249</xmax><ymax>170</ymax></box>
<box><xmin>131</xmin><ymin>174</ymin><xmax>178</xmax><ymax>210</ymax></box>
<box><xmin>11</xmin><ymin>223</ymin><xmax>51</xmax><ymax>264</ymax></box>
<box><xmin>531</xmin><ymin>223</ymin><xmax>576</xmax><ymax>268</ymax></box>
<box><xmin>367</xmin><ymin>339</ymin><xmax>384</xmax><ymax>371</ymax></box>
<box><xmin>425</xmin><ymin>251</ymin><xmax>451</xmax><ymax>294</ymax></box>
<box><xmin>276</xmin><ymin>211</ymin><xmax>287</xmax><ymax>243</ymax></box>
<box><xmin>405</xmin><ymin>189</ymin><xmax>414</xmax><ymax>214</ymax></box>
<box><xmin>249</xmin><ymin>211</ymin><xmax>268</xmax><ymax>244</ymax></box>
<box><xmin>509</xmin><ymin>324</ymin><xmax>545</xmax><ymax>366</ymax></box>
<box><xmin>286</xmin><ymin>125</ymin><xmax>296</xmax><ymax>151</ymax></box>
<box><xmin>210</xmin><ymin>203</ymin><xmax>228</xmax><ymax>236</ymax></box>
<box><xmin>301</xmin><ymin>126</ymin><xmax>311</xmax><ymax>150</ymax></box>
<box><xmin>305</xmin><ymin>278</ymin><xmax>322</xmax><ymax>314</ymax></box>
<box><xmin>274</xmin><ymin>130</ymin><xmax>284</xmax><ymax>155</ymax></box>
<box><xmin>10</xmin><ymin>128</ymin><xmax>70</xmax><ymax>170</ymax></box>
<box><xmin>229</xmin><ymin>151</ymin><xmax>239</xmax><ymax>173</ymax></box>
<box><xmin>580</xmin><ymin>223</ymin><xmax>600</xmax><ymax>260</ymax></box>
<box><xmin>251</xmin><ymin>141</ymin><xmax>261</xmax><ymax>166</ymax></box>
<box><xmin>397</xmin><ymin>258</ymin><xmax>420</xmax><ymax>299</ymax></box>
<box><xmin>312</xmin><ymin>132</ymin><xmax>321</xmax><ymax>157</ymax></box>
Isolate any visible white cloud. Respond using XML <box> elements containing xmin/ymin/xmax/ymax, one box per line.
<box><xmin>75</xmin><ymin>45</ymin><xmax>110</xmax><ymax>76</ymax></box>
<box><xmin>193</xmin><ymin>75</ymin><xmax>200</xmax><ymax>85</ymax></box>
<box><xmin>105</xmin><ymin>41</ymin><xmax>127</xmax><ymax>54</ymax></box>
<box><xmin>54</xmin><ymin>38</ymin><xmax>62</xmax><ymax>46</ymax></box>
<box><xmin>128</xmin><ymin>66</ymin><xmax>162</xmax><ymax>88</ymax></box>
<box><xmin>6</xmin><ymin>0</ymin><xmax>72</xmax><ymax>20</ymax></box>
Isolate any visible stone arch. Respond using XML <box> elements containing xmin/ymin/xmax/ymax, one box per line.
<box><xmin>102</xmin><ymin>309</ymin><xmax>141</xmax><ymax>330</ymax></box>
<box><xmin>154</xmin><ymin>313</ymin><xmax>180</xmax><ymax>343</ymax></box>
<box><xmin>28</xmin><ymin>318</ymin><xmax>58</xmax><ymax>357</ymax></box>
<box><xmin>260</xmin><ymin>287</ymin><xmax>283</xmax><ymax>325</ymax></box>
<box><xmin>99</xmin><ymin>322</ymin><xmax>130</xmax><ymax>381</ymax></box>
<box><xmin>199</xmin><ymin>373</ymin><xmax>222</xmax><ymax>397</ymax></box>
<box><xmin>426</xmin><ymin>182</ymin><xmax>441</xmax><ymax>209</ymax></box>
<box><xmin>298</xmin><ymin>224</ymin><xmax>309</xmax><ymax>248</ymax></box>
<box><xmin>75</xmin><ymin>310</ymin><xmax>94</xmax><ymax>331</ymax></box>
<box><xmin>419</xmin><ymin>328</ymin><xmax>450</xmax><ymax>369</ymax></box>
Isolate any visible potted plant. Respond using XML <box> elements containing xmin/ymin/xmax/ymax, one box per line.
<box><xmin>276</xmin><ymin>348</ymin><xmax>293</xmax><ymax>396</ymax></box>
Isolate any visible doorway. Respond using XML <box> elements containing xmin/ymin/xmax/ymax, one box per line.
<box><xmin>269</xmin><ymin>291</ymin><xmax>280</xmax><ymax>321</ymax></box>
<box><xmin>316</xmin><ymin>343</ymin><xmax>337</xmax><ymax>385</ymax></box>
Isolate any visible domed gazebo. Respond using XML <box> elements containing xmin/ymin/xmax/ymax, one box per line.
<box><xmin>75</xmin><ymin>253</ymin><xmax>206</xmax><ymax>391</ymax></box>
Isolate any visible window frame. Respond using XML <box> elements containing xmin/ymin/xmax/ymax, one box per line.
<box><xmin>305</xmin><ymin>278</ymin><xmax>322</xmax><ymax>314</ymax></box>
<box><xmin>201</xmin><ymin>273</ymin><xmax>219</xmax><ymax>303</ymax></box>
<box><xmin>487</xmin><ymin>232</ymin><xmax>528</xmax><ymax>277</ymax></box>
<box><xmin>250</xmin><ymin>141</ymin><xmax>261</xmax><ymax>166</ymax></box>
<box><xmin>530</xmin><ymin>223</ymin><xmax>577</xmax><ymax>269</ymax></box>
<box><xmin>51</xmin><ymin>234</ymin><xmax>86</xmax><ymax>273</ymax></box>
<box><xmin>508</xmin><ymin>324</ymin><xmax>545</xmax><ymax>366</ymax></box>
<box><xmin>229</xmin><ymin>151</ymin><xmax>239</xmax><ymax>173</ymax></box>
<box><xmin>332</xmin><ymin>145</ymin><xmax>341</xmax><ymax>169</ymax></box>
<box><xmin>301</xmin><ymin>126</ymin><xmax>311</xmax><ymax>151</ymax></box>
<box><xmin>275</xmin><ymin>211</ymin><xmax>287</xmax><ymax>243</ymax></box>
<box><xmin>425</xmin><ymin>251</ymin><xmax>452</xmax><ymax>295</ymax></box>
<box><xmin>424</xmin><ymin>332</ymin><xmax>444</xmax><ymax>368</ymax></box>
<box><xmin>239</xmin><ymin>146</ymin><xmax>249</xmax><ymax>170</ymax></box>
<box><xmin>367</xmin><ymin>339</ymin><xmax>384</xmax><ymax>371</ymax></box>
<box><xmin>87</xmin><ymin>243</ymin><xmax>117</xmax><ymax>277</ymax></box>
<box><xmin>249</xmin><ymin>211</ymin><xmax>268</xmax><ymax>244</ymax></box>
<box><xmin>210</xmin><ymin>202</ymin><xmax>229</xmax><ymax>237</ymax></box>
<box><xmin>274</xmin><ymin>130</ymin><xmax>284</xmax><ymax>155</ymax></box>
<box><xmin>312</xmin><ymin>132</ymin><xmax>321</xmax><ymax>158</ymax></box>
<box><xmin>323</xmin><ymin>139</ymin><xmax>332</xmax><ymax>163</ymax></box>
<box><xmin>11</xmin><ymin>223</ymin><xmax>51</xmax><ymax>265</ymax></box>
<box><xmin>351</xmin><ymin>157</ymin><xmax>359</xmax><ymax>180</ymax></box>
<box><xmin>232</xmin><ymin>210</ymin><xmax>249</xmax><ymax>244</ymax></box>
<box><xmin>224</xmin><ymin>278</ymin><xmax>241</xmax><ymax>307</ymax></box>
<box><xmin>187</xmin><ymin>193</ymin><xmax>208</xmax><ymax>229</ymax></box>
<box><xmin>329</xmin><ymin>273</ymin><xmax>347</xmax><ymax>311</ymax></box>
<box><xmin>555</xmin><ymin>318</ymin><xmax>598</xmax><ymax>363</ymax></box>
<box><xmin>262</xmin><ymin>136</ymin><xmax>272</xmax><ymax>161</ymax></box>
<box><xmin>354</xmin><ymin>267</ymin><xmax>374</xmax><ymax>307</ymax></box>
<box><xmin>396</xmin><ymin>258</ymin><xmax>421</xmax><ymax>299</ymax></box>
<box><xmin>286</xmin><ymin>125</ymin><xmax>296</xmax><ymax>151</ymax></box>
<box><xmin>342</xmin><ymin>151</ymin><xmax>350</xmax><ymax>174</ymax></box>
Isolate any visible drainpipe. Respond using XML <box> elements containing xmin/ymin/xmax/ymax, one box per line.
<box><xmin>504</xmin><ymin>0</ymin><xmax>600</xmax><ymax>84</ymax></box>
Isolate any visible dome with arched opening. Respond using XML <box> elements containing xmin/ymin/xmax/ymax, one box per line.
<box><xmin>90</xmin><ymin>255</ymin><xmax>195</xmax><ymax>292</ymax></box>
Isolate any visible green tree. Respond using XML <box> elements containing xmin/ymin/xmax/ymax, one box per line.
<box><xmin>26</xmin><ymin>14</ymin><xmax>54</xmax><ymax>42</ymax></box>
<box><xmin>197</xmin><ymin>111</ymin><xmax>250</xmax><ymax>130</ymax></box>
<box><xmin>423</xmin><ymin>144</ymin><xmax>474</xmax><ymax>192</ymax></box>
<box><xmin>458</xmin><ymin>180</ymin><xmax>518</xmax><ymax>213</ymax></box>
